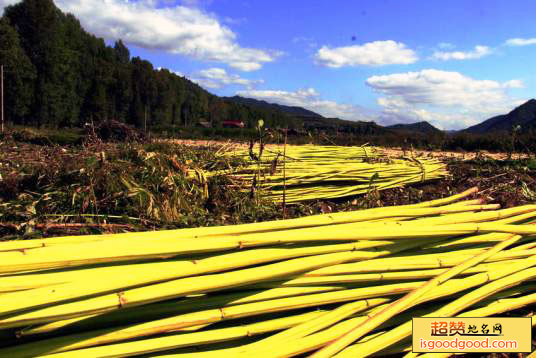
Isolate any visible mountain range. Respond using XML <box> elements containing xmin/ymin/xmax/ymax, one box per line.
<box><xmin>226</xmin><ymin>96</ymin><xmax>442</xmax><ymax>135</ymax></box>
<box><xmin>225</xmin><ymin>96</ymin><xmax>390</xmax><ymax>135</ymax></box>
<box><xmin>230</xmin><ymin>95</ymin><xmax>536</xmax><ymax>135</ymax></box>
<box><xmin>224</xmin><ymin>96</ymin><xmax>322</xmax><ymax>118</ymax></box>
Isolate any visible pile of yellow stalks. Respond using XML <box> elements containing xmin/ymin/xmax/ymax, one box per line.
<box><xmin>220</xmin><ymin>145</ymin><xmax>448</xmax><ymax>203</ymax></box>
<box><xmin>1</xmin><ymin>188</ymin><xmax>536</xmax><ymax>357</ymax></box>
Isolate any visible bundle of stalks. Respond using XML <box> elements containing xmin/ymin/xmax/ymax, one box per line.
<box><xmin>214</xmin><ymin>144</ymin><xmax>447</xmax><ymax>203</ymax></box>
<box><xmin>0</xmin><ymin>187</ymin><xmax>536</xmax><ymax>357</ymax></box>
<box><xmin>226</xmin><ymin>144</ymin><xmax>386</xmax><ymax>164</ymax></box>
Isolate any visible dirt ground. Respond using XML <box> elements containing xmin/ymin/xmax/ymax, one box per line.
<box><xmin>383</xmin><ymin>148</ymin><xmax>531</xmax><ymax>161</ymax></box>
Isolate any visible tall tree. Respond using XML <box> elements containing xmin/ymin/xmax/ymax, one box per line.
<box><xmin>114</xmin><ymin>40</ymin><xmax>130</xmax><ymax>65</ymax></box>
<box><xmin>5</xmin><ymin>0</ymin><xmax>78</xmax><ymax>127</ymax></box>
<box><xmin>0</xmin><ymin>18</ymin><xmax>36</xmax><ymax>124</ymax></box>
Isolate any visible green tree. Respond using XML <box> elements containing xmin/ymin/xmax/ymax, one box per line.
<box><xmin>0</xmin><ymin>17</ymin><xmax>36</xmax><ymax>124</ymax></box>
<box><xmin>5</xmin><ymin>0</ymin><xmax>78</xmax><ymax>127</ymax></box>
<box><xmin>114</xmin><ymin>40</ymin><xmax>130</xmax><ymax>65</ymax></box>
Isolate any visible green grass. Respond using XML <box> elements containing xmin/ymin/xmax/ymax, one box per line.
<box><xmin>9</xmin><ymin>126</ymin><xmax>83</xmax><ymax>146</ymax></box>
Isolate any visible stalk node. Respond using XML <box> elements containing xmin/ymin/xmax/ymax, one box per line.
<box><xmin>117</xmin><ymin>292</ymin><xmax>127</xmax><ymax>307</ymax></box>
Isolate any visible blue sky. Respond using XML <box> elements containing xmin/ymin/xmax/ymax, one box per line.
<box><xmin>2</xmin><ymin>0</ymin><xmax>536</xmax><ymax>129</ymax></box>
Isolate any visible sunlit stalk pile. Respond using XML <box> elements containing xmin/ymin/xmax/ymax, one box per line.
<box><xmin>228</xmin><ymin>145</ymin><xmax>387</xmax><ymax>164</ymax></box>
<box><xmin>1</xmin><ymin>187</ymin><xmax>536</xmax><ymax>357</ymax></box>
<box><xmin>220</xmin><ymin>145</ymin><xmax>448</xmax><ymax>203</ymax></box>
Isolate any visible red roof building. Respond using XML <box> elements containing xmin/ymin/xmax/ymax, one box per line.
<box><xmin>223</xmin><ymin>120</ymin><xmax>245</xmax><ymax>128</ymax></box>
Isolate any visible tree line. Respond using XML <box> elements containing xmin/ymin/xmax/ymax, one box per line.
<box><xmin>0</xmin><ymin>0</ymin><xmax>299</xmax><ymax>130</ymax></box>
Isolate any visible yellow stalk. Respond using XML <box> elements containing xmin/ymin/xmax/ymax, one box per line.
<box><xmin>17</xmin><ymin>286</ymin><xmax>345</xmax><ymax>337</ymax></box>
<box><xmin>307</xmin><ymin>240</ymin><xmax>536</xmax><ymax>276</ymax></box>
<box><xmin>336</xmin><ymin>255</ymin><xmax>536</xmax><ymax>358</ymax></box>
<box><xmin>0</xmin><ymin>250</ymin><xmax>405</xmax><ymax>328</ymax></box>
<box><xmin>0</xmin><ymin>241</ymin><xmax>392</xmax><ymax>314</ymax></box>
<box><xmin>0</xmin><ymin>206</ymin><xmax>503</xmax><ymax>274</ymax></box>
<box><xmin>309</xmin><ymin>234</ymin><xmax>521</xmax><ymax>358</ymax></box>
<box><xmin>270</xmin><ymin>260</ymin><xmax>524</xmax><ymax>285</ymax></box>
<box><xmin>0</xmin><ymin>240</ymin><xmax>394</xmax><ymax>291</ymax></box>
<box><xmin>241</xmin><ymin>303</ymin><xmax>389</xmax><ymax>354</ymax></box>
<box><xmin>0</xmin><ymin>294</ymin><xmax>393</xmax><ymax>356</ymax></box>
<box><xmin>8</xmin><ymin>311</ymin><xmax>327</xmax><ymax>358</ymax></box>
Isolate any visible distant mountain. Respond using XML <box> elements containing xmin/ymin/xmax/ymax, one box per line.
<box><xmin>227</xmin><ymin>96</ymin><xmax>391</xmax><ymax>135</ymax></box>
<box><xmin>299</xmin><ymin>116</ymin><xmax>390</xmax><ymax>135</ymax></box>
<box><xmin>464</xmin><ymin>99</ymin><xmax>536</xmax><ymax>134</ymax></box>
<box><xmin>225</xmin><ymin>96</ymin><xmax>324</xmax><ymax>118</ymax></box>
<box><xmin>387</xmin><ymin>121</ymin><xmax>443</xmax><ymax>135</ymax></box>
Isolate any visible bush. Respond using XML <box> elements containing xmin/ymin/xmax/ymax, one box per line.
<box><xmin>12</xmin><ymin>128</ymin><xmax>52</xmax><ymax>145</ymax></box>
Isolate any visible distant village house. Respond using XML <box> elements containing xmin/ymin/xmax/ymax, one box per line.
<box><xmin>222</xmin><ymin>120</ymin><xmax>245</xmax><ymax>128</ymax></box>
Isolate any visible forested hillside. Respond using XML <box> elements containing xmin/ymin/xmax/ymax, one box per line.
<box><xmin>0</xmin><ymin>0</ymin><xmax>299</xmax><ymax>129</ymax></box>
<box><xmin>224</xmin><ymin>96</ymin><xmax>324</xmax><ymax>118</ymax></box>
<box><xmin>387</xmin><ymin>121</ymin><xmax>443</xmax><ymax>135</ymax></box>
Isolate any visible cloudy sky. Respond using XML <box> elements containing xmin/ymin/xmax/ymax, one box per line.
<box><xmin>1</xmin><ymin>0</ymin><xmax>535</xmax><ymax>129</ymax></box>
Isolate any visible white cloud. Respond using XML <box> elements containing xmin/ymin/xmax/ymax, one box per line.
<box><xmin>502</xmin><ymin>79</ymin><xmax>525</xmax><ymax>89</ymax></box>
<box><xmin>0</xmin><ymin>0</ymin><xmax>279</xmax><ymax>71</ymax></box>
<box><xmin>504</xmin><ymin>38</ymin><xmax>536</xmax><ymax>46</ymax></box>
<box><xmin>315</xmin><ymin>40</ymin><xmax>418</xmax><ymax>68</ymax></box>
<box><xmin>377</xmin><ymin>103</ymin><xmax>478</xmax><ymax>130</ymax></box>
<box><xmin>191</xmin><ymin>67</ymin><xmax>263</xmax><ymax>89</ymax></box>
<box><xmin>431</xmin><ymin>45</ymin><xmax>492</xmax><ymax>61</ymax></box>
<box><xmin>229</xmin><ymin>62</ymin><xmax>262</xmax><ymax>72</ymax></box>
<box><xmin>236</xmin><ymin>88</ymin><xmax>374</xmax><ymax>121</ymax></box>
<box><xmin>367</xmin><ymin>69</ymin><xmax>525</xmax><ymax>129</ymax></box>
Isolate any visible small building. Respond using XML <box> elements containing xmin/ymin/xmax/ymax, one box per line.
<box><xmin>223</xmin><ymin>120</ymin><xmax>245</xmax><ymax>128</ymax></box>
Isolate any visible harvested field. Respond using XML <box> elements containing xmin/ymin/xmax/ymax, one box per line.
<box><xmin>1</xmin><ymin>136</ymin><xmax>536</xmax><ymax>237</ymax></box>
<box><xmin>1</xmin><ymin>134</ymin><xmax>536</xmax><ymax>357</ymax></box>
